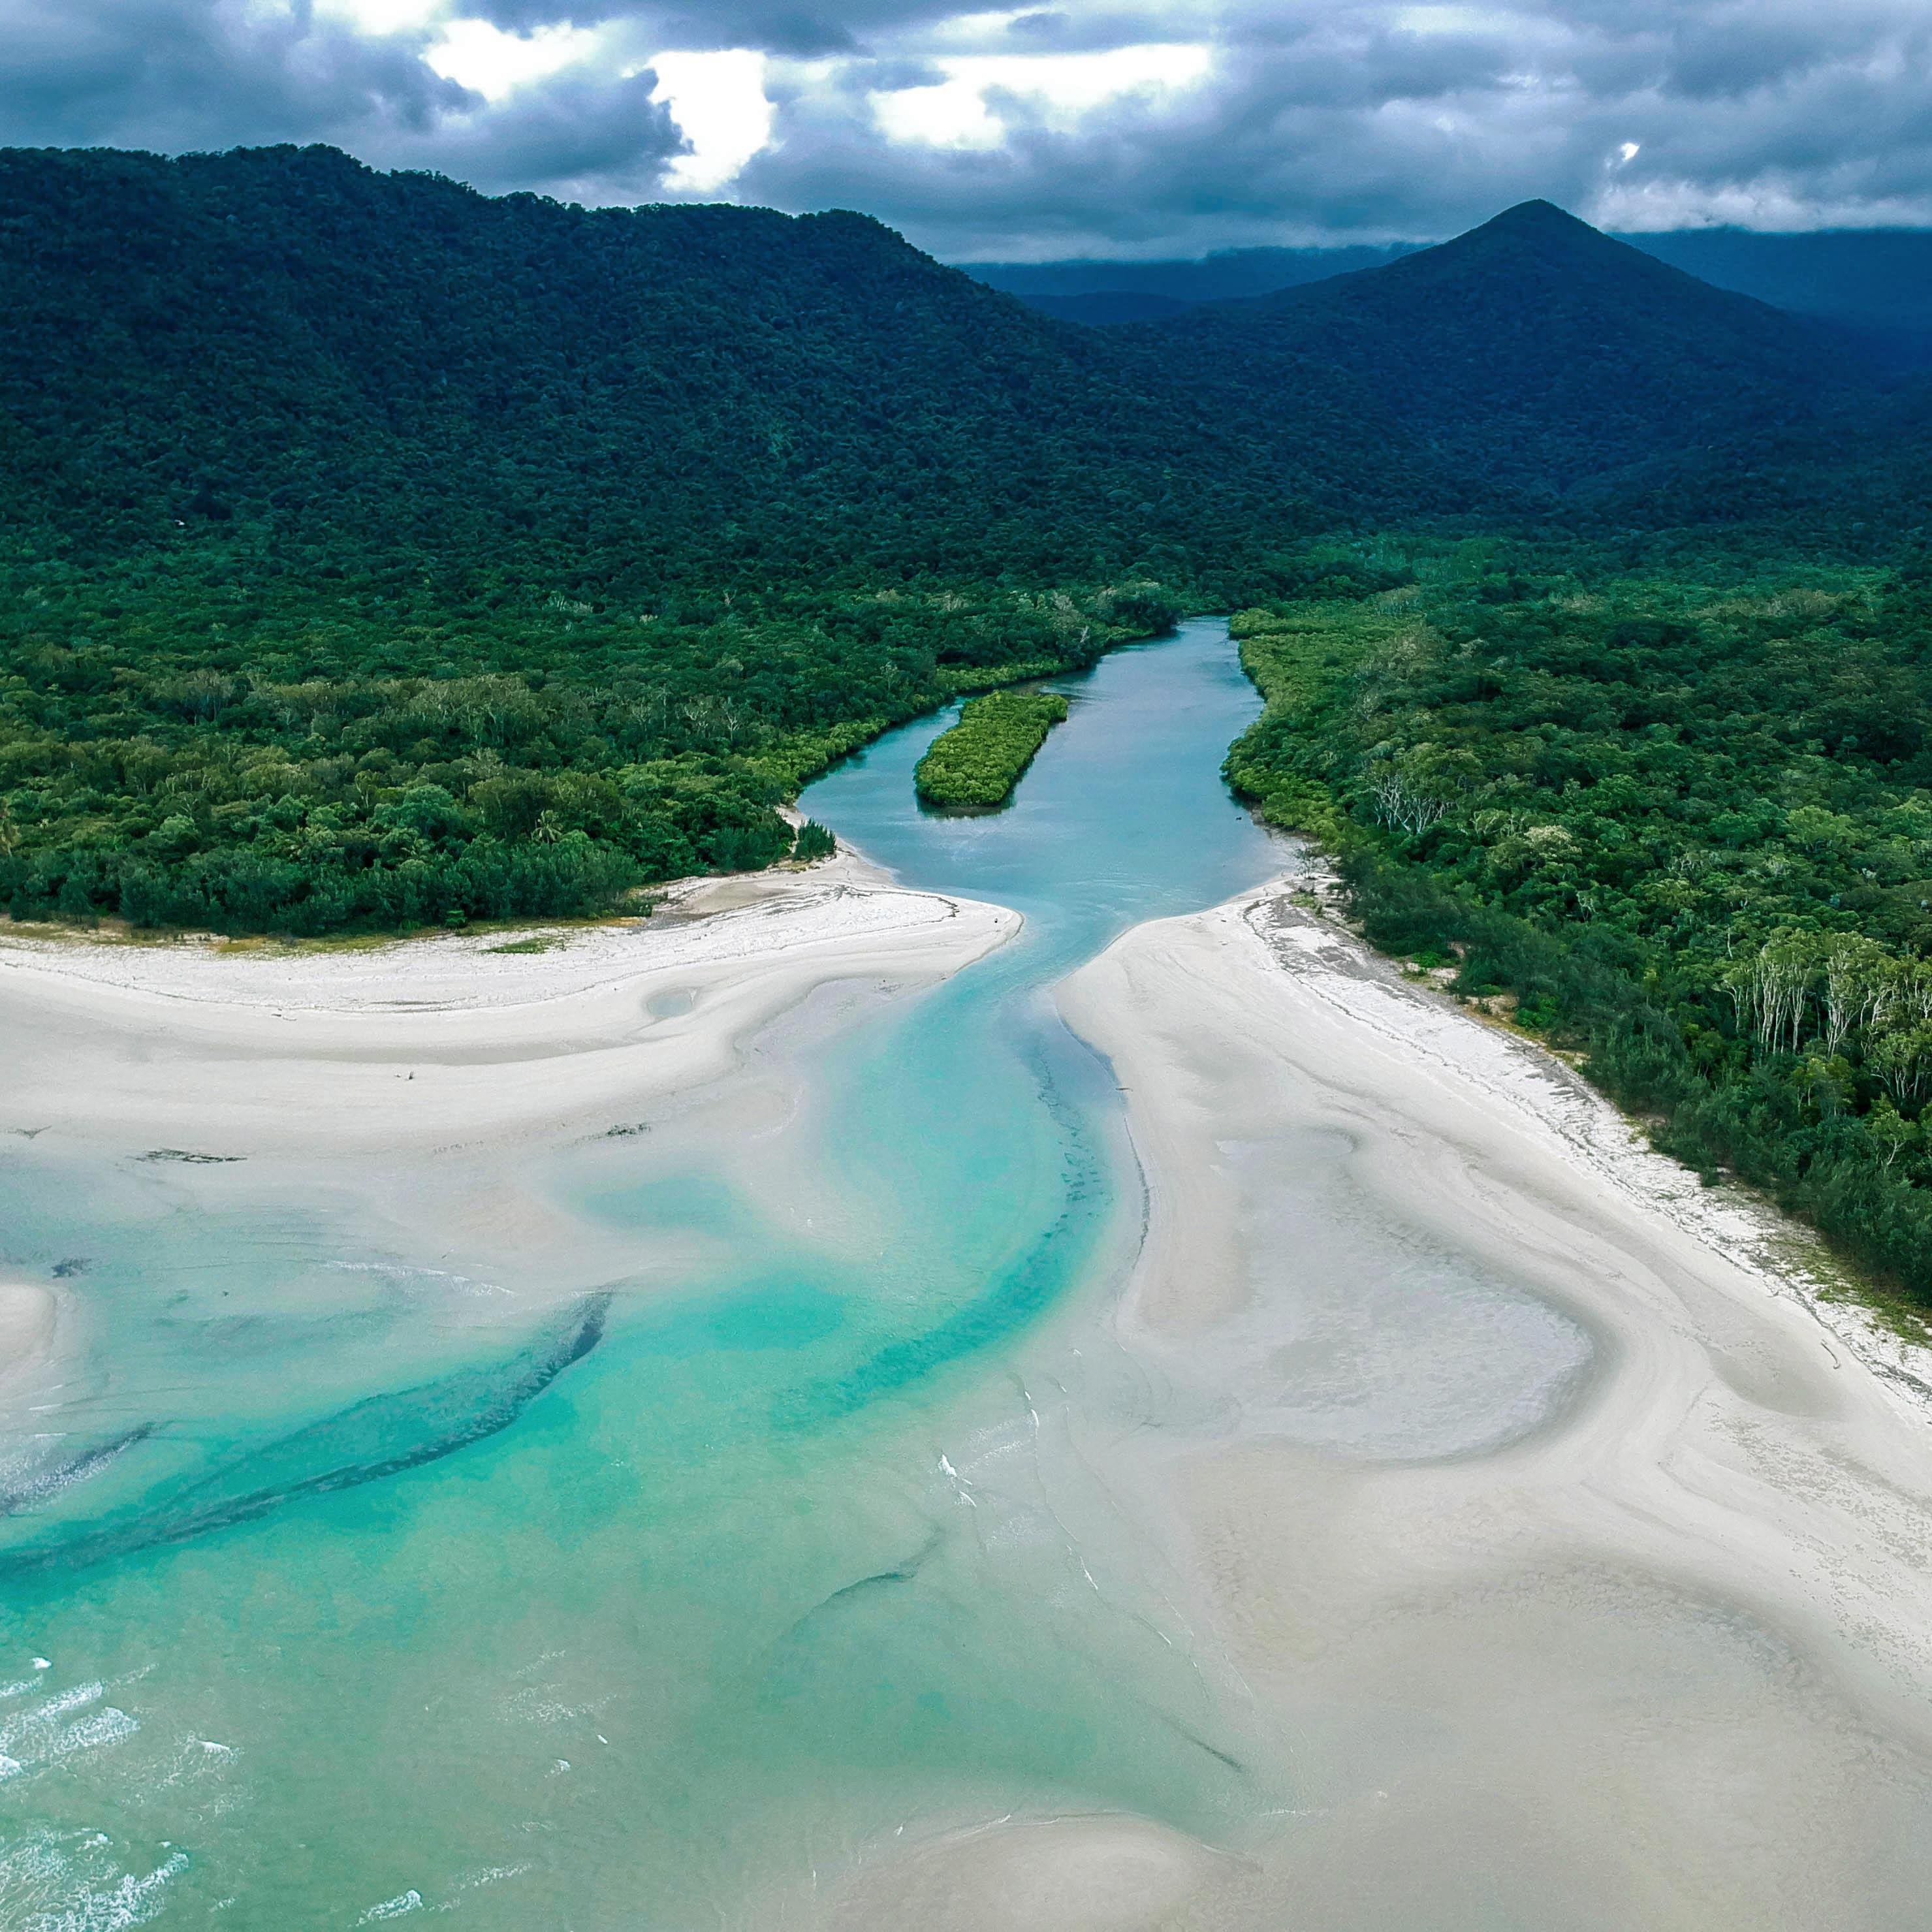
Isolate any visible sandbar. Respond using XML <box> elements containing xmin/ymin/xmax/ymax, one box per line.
<box><xmin>0</xmin><ymin>857</ymin><xmax>1015</xmax><ymax>1165</ymax></box>
<box><xmin>887</xmin><ymin>874</ymin><xmax>1932</xmax><ymax>1929</ymax></box>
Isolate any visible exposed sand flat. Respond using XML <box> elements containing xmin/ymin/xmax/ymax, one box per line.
<box><xmin>0</xmin><ymin>862</ymin><xmax>1018</xmax><ymax>1302</ymax></box>
<box><xmin>830</xmin><ymin>1813</ymin><xmax>1248</xmax><ymax>1931</ymax></box>
<box><xmin>0</xmin><ymin>1281</ymin><xmax>57</xmax><ymax>1385</ymax></box>
<box><xmin>1016</xmin><ymin>879</ymin><xmax>1932</xmax><ymax>1931</ymax></box>
<box><xmin>0</xmin><ymin>861</ymin><xmax>1017</xmax><ymax>1164</ymax></box>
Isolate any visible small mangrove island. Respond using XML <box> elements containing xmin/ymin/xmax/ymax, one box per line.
<box><xmin>915</xmin><ymin>689</ymin><xmax>1071</xmax><ymax>808</ymax></box>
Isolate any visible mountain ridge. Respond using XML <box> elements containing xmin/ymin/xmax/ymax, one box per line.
<box><xmin>0</xmin><ymin>142</ymin><xmax>1402</xmax><ymax>587</ymax></box>
<box><xmin>1121</xmin><ymin>195</ymin><xmax>1872</xmax><ymax>499</ymax></box>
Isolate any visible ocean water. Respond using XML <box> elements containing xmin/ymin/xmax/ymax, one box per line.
<box><xmin>0</xmin><ymin>622</ymin><xmax>1587</xmax><ymax>1927</ymax></box>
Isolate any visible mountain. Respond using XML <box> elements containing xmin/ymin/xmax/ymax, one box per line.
<box><xmin>0</xmin><ymin>142</ymin><xmax>1434</xmax><ymax>939</ymax></box>
<box><xmin>0</xmin><ymin>143</ymin><xmax>1391</xmax><ymax>592</ymax></box>
<box><xmin>1124</xmin><ymin>200</ymin><xmax>1873</xmax><ymax>501</ymax></box>
<box><xmin>970</xmin><ymin>227</ymin><xmax>1932</xmax><ymax>360</ymax></box>
<box><xmin>0</xmin><ymin>155</ymin><xmax>1920</xmax><ymax>940</ymax></box>
<box><xmin>965</xmin><ymin>244</ymin><xmax>1417</xmax><ymax>312</ymax></box>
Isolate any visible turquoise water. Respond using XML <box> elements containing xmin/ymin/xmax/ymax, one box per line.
<box><xmin>0</xmin><ymin>622</ymin><xmax>1289</xmax><ymax>1927</ymax></box>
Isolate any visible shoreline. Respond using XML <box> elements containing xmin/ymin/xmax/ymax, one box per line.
<box><xmin>1265</xmin><ymin>871</ymin><xmax>1932</xmax><ymax>1415</ymax></box>
<box><xmin>12</xmin><ymin>820</ymin><xmax>1932</xmax><ymax>1922</ymax></box>
<box><xmin>0</xmin><ymin>854</ymin><xmax>1020</xmax><ymax>1307</ymax></box>
<box><xmin>1254</xmin><ymin>867</ymin><xmax>1932</xmax><ymax>1418</ymax></box>
<box><xmin>0</xmin><ymin>853</ymin><xmax>1017</xmax><ymax>1164</ymax></box>
<box><xmin>1029</xmin><ymin>872</ymin><xmax>1932</xmax><ymax>1927</ymax></box>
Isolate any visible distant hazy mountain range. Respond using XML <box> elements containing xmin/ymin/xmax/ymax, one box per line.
<box><xmin>967</xmin><ymin>226</ymin><xmax>1932</xmax><ymax>358</ymax></box>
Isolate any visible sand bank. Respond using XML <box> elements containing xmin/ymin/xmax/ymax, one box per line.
<box><xmin>0</xmin><ymin>860</ymin><xmax>1017</xmax><ymax>1302</ymax></box>
<box><xmin>0</xmin><ymin>859</ymin><xmax>1015</xmax><ymax>1165</ymax></box>
<box><xmin>0</xmin><ymin>1280</ymin><xmax>57</xmax><ymax>1384</ymax></box>
<box><xmin>982</xmin><ymin>878</ymin><xmax>1932</xmax><ymax>1930</ymax></box>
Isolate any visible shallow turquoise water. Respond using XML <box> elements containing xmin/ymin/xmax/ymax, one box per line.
<box><xmin>0</xmin><ymin>622</ymin><xmax>1293</xmax><ymax>1927</ymax></box>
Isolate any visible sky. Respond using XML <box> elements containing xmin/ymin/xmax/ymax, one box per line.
<box><xmin>5</xmin><ymin>1</ymin><xmax>1931</xmax><ymax>259</ymax></box>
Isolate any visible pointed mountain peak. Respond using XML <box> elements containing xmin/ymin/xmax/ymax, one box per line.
<box><xmin>1480</xmin><ymin>198</ymin><xmax>1592</xmax><ymax>234</ymax></box>
<box><xmin>1449</xmin><ymin>200</ymin><xmax>1626</xmax><ymax>259</ymax></box>
<box><xmin>1396</xmin><ymin>195</ymin><xmax>1697</xmax><ymax>285</ymax></box>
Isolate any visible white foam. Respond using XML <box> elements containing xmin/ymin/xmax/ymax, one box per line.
<box><xmin>0</xmin><ymin>1682</ymin><xmax>103</xmax><ymax>1752</ymax></box>
<box><xmin>356</xmin><ymin>1890</ymin><xmax>424</xmax><ymax>1923</ymax></box>
<box><xmin>51</xmin><ymin>1708</ymin><xmax>138</xmax><ymax>1760</ymax></box>
<box><xmin>0</xmin><ymin>1837</ymin><xmax>185</xmax><ymax>1932</ymax></box>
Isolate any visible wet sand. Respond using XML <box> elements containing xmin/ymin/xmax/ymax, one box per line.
<box><xmin>0</xmin><ymin>1280</ymin><xmax>57</xmax><ymax>1385</ymax></box>
<box><xmin>0</xmin><ymin>861</ymin><xmax>1017</xmax><ymax>1290</ymax></box>
<box><xmin>0</xmin><ymin>859</ymin><xmax>1014</xmax><ymax>1158</ymax></box>
<box><xmin>836</xmin><ymin>878</ymin><xmax>1932</xmax><ymax>1929</ymax></box>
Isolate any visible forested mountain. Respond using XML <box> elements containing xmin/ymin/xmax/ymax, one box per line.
<box><xmin>966</xmin><ymin>244</ymin><xmax>1417</xmax><ymax>309</ymax></box>
<box><xmin>1619</xmin><ymin>227</ymin><xmax>1932</xmax><ymax>358</ymax></box>
<box><xmin>1024</xmin><ymin>291</ymin><xmax>1197</xmax><ymax>326</ymax></box>
<box><xmin>0</xmin><ymin>143</ymin><xmax>1346</xmax><ymax>588</ymax></box>
<box><xmin>1121</xmin><ymin>200</ymin><xmax>1874</xmax><ymax>502</ymax></box>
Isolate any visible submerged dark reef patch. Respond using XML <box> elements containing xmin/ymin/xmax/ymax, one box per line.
<box><xmin>0</xmin><ymin>1292</ymin><xmax>611</xmax><ymax>1576</ymax></box>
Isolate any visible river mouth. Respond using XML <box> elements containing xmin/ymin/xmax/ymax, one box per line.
<box><xmin>0</xmin><ymin>621</ymin><xmax>1631</xmax><ymax>1927</ymax></box>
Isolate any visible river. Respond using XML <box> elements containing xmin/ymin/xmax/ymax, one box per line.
<box><xmin>0</xmin><ymin>622</ymin><xmax>1293</xmax><ymax>1922</ymax></box>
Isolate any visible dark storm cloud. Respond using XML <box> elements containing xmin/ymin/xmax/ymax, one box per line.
<box><xmin>378</xmin><ymin>65</ymin><xmax>682</xmax><ymax>198</ymax></box>
<box><xmin>0</xmin><ymin>0</ymin><xmax>464</xmax><ymax>150</ymax></box>
<box><xmin>747</xmin><ymin>0</ymin><xmax>1932</xmax><ymax>253</ymax></box>
<box><xmin>1</xmin><ymin>0</ymin><xmax>1930</xmax><ymax>251</ymax></box>
<box><xmin>459</xmin><ymin>0</ymin><xmax>962</xmax><ymax>52</ymax></box>
<box><xmin>0</xmin><ymin>0</ymin><xmax>680</xmax><ymax>196</ymax></box>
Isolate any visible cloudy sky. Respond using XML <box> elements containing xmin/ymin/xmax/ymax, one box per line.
<box><xmin>6</xmin><ymin>1</ymin><xmax>1931</xmax><ymax>258</ymax></box>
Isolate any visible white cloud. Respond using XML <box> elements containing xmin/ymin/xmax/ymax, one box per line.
<box><xmin>426</xmin><ymin>18</ymin><xmax>604</xmax><ymax>103</ymax></box>
<box><xmin>651</xmin><ymin>50</ymin><xmax>774</xmax><ymax>191</ymax></box>
<box><xmin>1393</xmin><ymin>5</ymin><xmax>1525</xmax><ymax>35</ymax></box>
<box><xmin>872</xmin><ymin>43</ymin><xmax>1214</xmax><ymax>150</ymax></box>
<box><xmin>1596</xmin><ymin>177</ymin><xmax>1932</xmax><ymax>232</ymax></box>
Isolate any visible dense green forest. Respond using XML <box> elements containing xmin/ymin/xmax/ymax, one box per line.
<box><xmin>0</xmin><ymin>142</ymin><xmax>1241</xmax><ymax>931</ymax></box>
<box><xmin>0</xmin><ymin>563</ymin><xmax>1173</xmax><ymax>932</ymax></box>
<box><xmin>1226</xmin><ymin>545</ymin><xmax>1932</xmax><ymax>1301</ymax></box>
<box><xmin>915</xmin><ymin>688</ymin><xmax>1070</xmax><ymax>808</ymax></box>
<box><xmin>0</xmin><ymin>143</ymin><xmax>1411</xmax><ymax>585</ymax></box>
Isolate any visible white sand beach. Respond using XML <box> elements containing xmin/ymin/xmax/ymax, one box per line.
<box><xmin>0</xmin><ymin>859</ymin><xmax>1019</xmax><ymax>1308</ymax></box>
<box><xmin>968</xmin><ymin>876</ymin><xmax>1932</xmax><ymax>1931</ymax></box>
<box><xmin>12</xmin><ymin>846</ymin><xmax>1932</xmax><ymax>1929</ymax></box>
<box><xmin>0</xmin><ymin>857</ymin><xmax>1016</xmax><ymax>1165</ymax></box>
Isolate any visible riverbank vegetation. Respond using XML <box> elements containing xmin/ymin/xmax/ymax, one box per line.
<box><xmin>0</xmin><ymin>565</ymin><xmax>1167</xmax><ymax>935</ymax></box>
<box><xmin>915</xmin><ymin>689</ymin><xmax>1071</xmax><ymax>808</ymax></box>
<box><xmin>1226</xmin><ymin>543</ymin><xmax>1932</xmax><ymax>1303</ymax></box>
